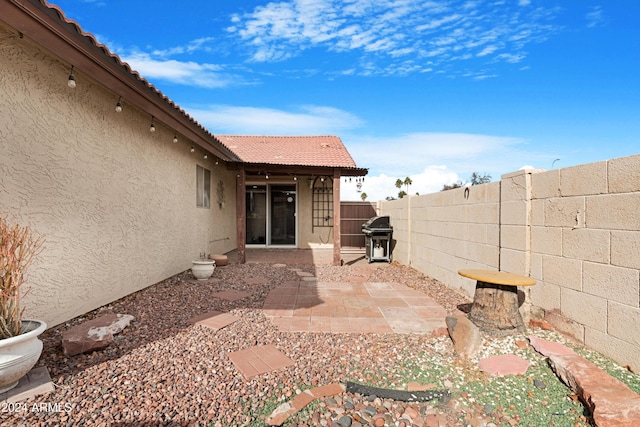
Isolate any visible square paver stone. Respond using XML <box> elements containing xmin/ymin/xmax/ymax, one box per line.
<box><xmin>0</xmin><ymin>367</ymin><xmax>54</xmax><ymax>403</ymax></box>
<box><xmin>188</xmin><ymin>311</ymin><xmax>239</xmax><ymax>330</ymax></box>
<box><xmin>227</xmin><ymin>345</ymin><xmax>295</xmax><ymax>380</ymax></box>
<box><xmin>211</xmin><ymin>290</ymin><xmax>251</xmax><ymax>301</ymax></box>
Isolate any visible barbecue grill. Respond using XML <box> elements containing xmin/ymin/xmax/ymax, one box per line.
<box><xmin>361</xmin><ymin>215</ymin><xmax>393</xmax><ymax>263</ymax></box>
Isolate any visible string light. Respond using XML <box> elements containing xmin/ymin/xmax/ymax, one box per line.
<box><xmin>67</xmin><ymin>65</ymin><xmax>76</xmax><ymax>88</ymax></box>
<box><xmin>115</xmin><ymin>97</ymin><xmax>122</xmax><ymax>112</ymax></box>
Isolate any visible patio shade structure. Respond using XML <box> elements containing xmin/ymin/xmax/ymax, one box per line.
<box><xmin>217</xmin><ymin>135</ymin><xmax>368</xmax><ymax>265</ymax></box>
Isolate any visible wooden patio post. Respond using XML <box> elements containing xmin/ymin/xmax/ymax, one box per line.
<box><xmin>332</xmin><ymin>169</ymin><xmax>341</xmax><ymax>266</ymax></box>
<box><xmin>236</xmin><ymin>167</ymin><xmax>246</xmax><ymax>264</ymax></box>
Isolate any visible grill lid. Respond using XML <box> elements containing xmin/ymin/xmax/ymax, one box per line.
<box><xmin>362</xmin><ymin>215</ymin><xmax>391</xmax><ymax>230</ymax></box>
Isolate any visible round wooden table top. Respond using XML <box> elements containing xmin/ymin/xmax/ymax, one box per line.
<box><xmin>458</xmin><ymin>269</ymin><xmax>536</xmax><ymax>286</ymax></box>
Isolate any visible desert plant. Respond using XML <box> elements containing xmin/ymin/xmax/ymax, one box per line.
<box><xmin>0</xmin><ymin>217</ymin><xmax>44</xmax><ymax>339</ymax></box>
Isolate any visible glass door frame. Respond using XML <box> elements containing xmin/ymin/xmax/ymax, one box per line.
<box><xmin>245</xmin><ymin>181</ymin><xmax>298</xmax><ymax>248</ymax></box>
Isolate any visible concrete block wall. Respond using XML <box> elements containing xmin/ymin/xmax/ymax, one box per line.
<box><xmin>380</xmin><ymin>155</ymin><xmax>640</xmax><ymax>372</ymax></box>
<box><xmin>530</xmin><ymin>156</ymin><xmax>640</xmax><ymax>372</ymax></box>
<box><xmin>384</xmin><ymin>181</ymin><xmax>501</xmax><ymax>297</ymax></box>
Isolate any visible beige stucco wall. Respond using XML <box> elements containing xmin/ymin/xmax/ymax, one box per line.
<box><xmin>0</xmin><ymin>26</ymin><xmax>236</xmax><ymax>327</ymax></box>
<box><xmin>380</xmin><ymin>158</ymin><xmax>640</xmax><ymax>371</ymax></box>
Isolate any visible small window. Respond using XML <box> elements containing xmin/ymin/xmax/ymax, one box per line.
<box><xmin>197</xmin><ymin>165</ymin><xmax>211</xmax><ymax>208</ymax></box>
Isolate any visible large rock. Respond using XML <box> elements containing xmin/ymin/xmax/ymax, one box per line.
<box><xmin>548</xmin><ymin>353</ymin><xmax>640</xmax><ymax>427</ymax></box>
<box><xmin>61</xmin><ymin>314</ymin><xmax>134</xmax><ymax>356</ymax></box>
<box><xmin>530</xmin><ymin>336</ymin><xmax>640</xmax><ymax>426</ymax></box>
<box><xmin>446</xmin><ymin>315</ymin><xmax>483</xmax><ymax>358</ymax></box>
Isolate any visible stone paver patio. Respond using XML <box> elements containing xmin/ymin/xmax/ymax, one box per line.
<box><xmin>263</xmin><ymin>280</ymin><xmax>448</xmax><ymax>334</ymax></box>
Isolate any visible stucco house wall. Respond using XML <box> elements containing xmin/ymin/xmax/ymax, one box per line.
<box><xmin>380</xmin><ymin>158</ymin><xmax>640</xmax><ymax>372</ymax></box>
<box><xmin>0</xmin><ymin>25</ymin><xmax>236</xmax><ymax>327</ymax></box>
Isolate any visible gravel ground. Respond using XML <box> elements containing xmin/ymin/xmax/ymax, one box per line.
<box><xmin>0</xmin><ymin>261</ymin><xmax>600</xmax><ymax>426</ymax></box>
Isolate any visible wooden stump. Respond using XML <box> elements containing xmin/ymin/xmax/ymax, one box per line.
<box><xmin>468</xmin><ymin>281</ymin><xmax>525</xmax><ymax>336</ymax></box>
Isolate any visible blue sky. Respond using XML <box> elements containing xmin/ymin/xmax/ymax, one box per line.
<box><xmin>52</xmin><ymin>0</ymin><xmax>639</xmax><ymax>201</ymax></box>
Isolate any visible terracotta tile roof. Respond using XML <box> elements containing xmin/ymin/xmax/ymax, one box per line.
<box><xmin>216</xmin><ymin>135</ymin><xmax>362</xmax><ymax>169</ymax></box>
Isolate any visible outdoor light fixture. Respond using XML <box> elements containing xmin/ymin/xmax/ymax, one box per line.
<box><xmin>293</xmin><ymin>176</ymin><xmax>297</xmax><ymax>181</ymax></box>
<box><xmin>67</xmin><ymin>66</ymin><xmax>76</xmax><ymax>88</ymax></box>
<box><xmin>265</xmin><ymin>174</ymin><xmax>269</xmax><ymax>180</ymax></box>
<box><xmin>190</xmin><ymin>145</ymin><xmax>195</xmax><ymax>153</ymax></box>
<box><xmin>173</xmin><ymin>134</ymin><xmax>178</xmax><ymax>143</ymax></box>
<box><xmin>215</xmin><ymin>159</ymin><xmax>219</xmax><ymax>165</ymax></box>
<box><xmin>150</xmin><ymin>117</ymin><xmax>156</xmax><ymax>132</ymax></box>
<box><xmin>115</xmin><ymin>96</ymin><xmax>122</xmax><ymax>112</ymax></box>
<box><xmin>204</xmin><ymin>153</ymin><xmax>208</xmax><ymax>159</ymax></box>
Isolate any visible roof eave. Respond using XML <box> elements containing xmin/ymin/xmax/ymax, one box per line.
<box><xmin>229</xmin><ymin>162</ymin><xmax>368</xmax><ymax>177</ymax></box>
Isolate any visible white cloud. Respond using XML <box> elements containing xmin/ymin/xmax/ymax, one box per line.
<box><xmin>184</xmin><ymin>104</ymin><xmax>364</xmax><ymax>135</ymax></box>
<box><xmin>227</xmin><ymin>0</ymin><xmax>562</xmax><ymax>76</ymax></box>
<box><xmin>342</xmin><ymin>131</ymin><xmax>557</xmax><ymax>192</ymax></box>
<box><xmin>346</xmin><ymin>132</ymin><xmax>525</xmax><ymax>176</ymax></box>
<box><xmin>586</xmin><ymin>6</ymin><xmax>607</xmax><ymax>28</ymax></box>
<box><xmin>151</xmin><ymin>37</ymin><xmax>216</xmax><ymax>57</ymax></box>
<box><xmin>121</xmin><ymin>52</ymin><xmax>245</xmax><ymax>88</ymax></box>
<box><xmin>341</xmin><ymin>166</ymin><xmax>460</xmax><ymax>201</ymax></box>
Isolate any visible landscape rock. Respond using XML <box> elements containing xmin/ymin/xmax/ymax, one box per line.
<box><xmin>529</xmin><ymin>336</ymin><xmax>576</xmax><ymax>356</ymax></box>
<box><xmin>547</xmin><ymin>352</ymin><xmax>640</xmax><ymax>427</ymax></box>
<box><xmin>529</xmin><ymin>318</ymin><xmax>553</xmax><ymax>330</ymax></box>
<box><xmin>61</xmin><ymin>313</ymin><xmax>134</xmax><ymax>356</ymax></box>
<box><xmin>478</xmin><ymin>354</ymin><xmax>531</xmax><ymax>376</ymax></box>
<box><xmin>530</xmin><ymin>336</ymin><xmax>640</xmax><ymax>426</ymax></box>
<box><xmin>445</xmin><ymin>315</ymin><xmax>483</xmax><ymax>358</ymax></box>
<box><xmin>265</xmin><ymin>383</ymin><xmax>346</xmax><ymax>426</ymax></box>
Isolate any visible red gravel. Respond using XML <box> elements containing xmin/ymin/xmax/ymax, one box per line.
<box><xmin>1</xmin><ymin>262</ymin><xmax>472</xmax><ymax>426</ymax></box>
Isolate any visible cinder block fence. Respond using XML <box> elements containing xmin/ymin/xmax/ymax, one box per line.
<box><xmin>380</xmin><ymin>154</ymin><xmax>640</xmax><ymax>372</ymax></box>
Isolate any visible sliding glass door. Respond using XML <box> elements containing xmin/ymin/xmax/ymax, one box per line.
<box><xmin>246</xmin><ymin>184</ymin><xmax>297</xmax><ymax>246</ymax></box>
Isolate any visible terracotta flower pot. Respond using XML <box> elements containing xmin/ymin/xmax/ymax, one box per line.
<box><xmin>0</xmin><ymin>319</ymin><xmax>47</xmax><ymax>393</ymax></box>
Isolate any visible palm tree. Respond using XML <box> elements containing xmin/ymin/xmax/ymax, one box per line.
<box><xmin>403</xmin><ymin>177</ymin><xmax>413</xmax><ymax>194</ymax></box>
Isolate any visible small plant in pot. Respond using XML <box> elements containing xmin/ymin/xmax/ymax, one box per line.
<box><xmin>0</xmin><ymin>217</ymin><xmax>47</xmax><ymax>393</ymax></box>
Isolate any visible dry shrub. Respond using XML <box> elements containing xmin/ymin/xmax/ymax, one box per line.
<box><xmin>0</xmin><ymin>217</ymin><xmax>44</xmax><ymax>339</ymax></box>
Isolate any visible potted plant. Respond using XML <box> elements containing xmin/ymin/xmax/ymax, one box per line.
<box><xmin>0</xmin><ymin>217</ymin><xmax>47</xmax><ymax>393</ymax></box>
<box><xmin>191</xmin><ymin>252</ymin><xmax>215</xmax><ymax>280</ymax></box>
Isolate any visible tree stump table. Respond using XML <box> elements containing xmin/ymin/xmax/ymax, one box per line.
<box><xmin>458</xmin><ymin>269</ymin><xmax>536</xmax><ymax>337</ymax></box>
